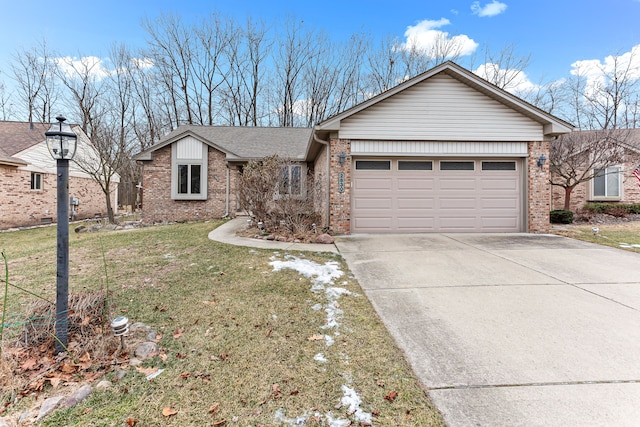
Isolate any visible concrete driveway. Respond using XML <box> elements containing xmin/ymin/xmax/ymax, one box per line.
<box><xmin>335</xmin><ymin>233</ymin><xmax>640</xmax><ymax>426</ymax></box>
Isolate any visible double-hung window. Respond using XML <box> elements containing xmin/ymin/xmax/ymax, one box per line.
<box><xmin>279</xmin><ymin>164</ymin><xmax>303</xmax><ymax>197</ymax></box>
<box><xmin>592</xmin><ymin>167</ymin><xmax>621</xmax><ymax>200</ymax></box>
<box><xmin>30</xmin><ymin>172</ymin><xmax>43</xmax><ymax>190</ymax></box>
<box><xmin>171</xmin><ymin>138</ymin><xmax>208</xmax><ymax>200</ymax></box>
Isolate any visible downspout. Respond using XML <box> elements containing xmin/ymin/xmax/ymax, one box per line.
<box><xmin>313</xmin><ymin>131</ymin><xmax>331</xmax><ymax>231</ymax></box>
<box><xmin>224</xmin><ymin>163</ymin><xmax>230</xmax><ymax>218</ymax></box>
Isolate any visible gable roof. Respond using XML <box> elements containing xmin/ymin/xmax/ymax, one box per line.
<box><xmin>135</xmin><ymin>125</ymin><xmax>313</xmax><ymax>162</ymax></box>
<box><xmin>0</xmin><ymin>121</ymin><xmax>50</xmax><ymax>166</ymax></box>
<box><xmin>315</xmin><ymin>61</ymin><xmax>574</xmax><ymax>137</ymax></box>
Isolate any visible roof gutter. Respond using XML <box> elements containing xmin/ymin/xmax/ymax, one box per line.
<box><xmin>313</xmin><ymin>130</ymin><xmax>331</xmax><ymax>231</ymax></box>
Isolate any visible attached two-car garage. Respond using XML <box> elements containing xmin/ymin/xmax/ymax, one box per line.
<box><xmin>313</xmin><ymin>62</ymin><xmax>574</xmax><ymax>234</ymax></box>
<box><xmin>351</xmin><ymin>158</ymin><xmax>522</xmax><ymax>233</ymax></box>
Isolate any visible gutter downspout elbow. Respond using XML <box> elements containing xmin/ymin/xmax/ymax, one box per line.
<box><xmin>313</xmin><ymin>131</ymin><xmax>331</xmax><ymax>232</ymax></box>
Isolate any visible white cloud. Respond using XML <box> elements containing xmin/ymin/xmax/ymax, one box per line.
<box><xmin>471</xmin><ymin>1</ymin><xmax>508</xmax><ymax>17</ymax></box>
<box><xmin>401</xmin><ymin>18</ymin><xmax>478</xmax><ymax>58</ymax></box>
<box><xmin>131</xmin><ymin>57</ymin><xmax>154</xmax><ymax>70</ymax></box>
<box><xmin>54</xmin><ymin>56</ymin><xmax>112</xmax><ymax>80</ymax></box>
<box><xmin>473</xmin><ymin>62</ymin><xmax>539</xmax><ymax>94</ymax></box>
<box><xmin>570</xmin><ymin>44</ymin><xmax>640</xmax><ymax>98</ymax></box>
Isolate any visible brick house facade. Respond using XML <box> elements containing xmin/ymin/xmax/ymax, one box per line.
<box><xmin>137</xmin><ymin>62</ymin><xmax>572</xmax><ymax>234</ymax></box>
<box><xmin>0</xmin><ymin>121</ymin><xmax>118</xmax><ymax>229</ymax></box>
<box><xmin>140</xmin><ymin>144</ymin><xmax>240</xmax><ymax>223</ymax></box>
<box><xmin>550</xmin><ymin>129</ymin><xmax>640</xmax><ymax>212</ymax></box>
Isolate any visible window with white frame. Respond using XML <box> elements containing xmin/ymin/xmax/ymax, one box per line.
<box><xmin>171</xmin><ymin>138</ymin><xmax>208</xmax><ymax>200</ymax></box>
<box><xmin>279</xmin><ymin>164</ymin><xmax>303</xmax><ymax>196</ymax></box>
<box><xmin>30</xmin><ymin>172</ymin><xmax>43</xmax><ymax>190</ymax></box>
<box><xmin>592</xmin><ymin>167</ymin><xmax>621</xmax><ymax>199</ymax></box>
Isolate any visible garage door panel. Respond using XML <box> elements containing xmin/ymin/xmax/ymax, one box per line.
<box><xmin>440</xmin><ymin>198</ymin><xmax>477</xmax><ymax>209</ymax></box>
<box><xmin>397</xmin><ymin>197</ymin><xmax>434</xmax><ymax>209</ymax></box>
<box><xmin>355</xmin><ymin>178</ymin><xmax>393</xmax><ymax>190</ymax></box>
<box><xmin>439</xmin><ymin>178</ymin><xmax>477</xmax><ymax>191</ymax></box>
<box><xmin>354</xmin><ymin>217</ymin><xmax>393</xmax><ymax>231</ymax></box>
<box><xmin>481</xmin><ymin>217</ymin><xmax>519</xmax><ymax>230</ymax></box>
<box><xmin>354</xmin><ymin>198</ymin><xmax>393</xmax><ymax>209</ymax></box>
<box><xmin>481</xmin><ymin>178</ymin><xmax>518</xmax><ymax>191</ymax></box>
<box><xmin>439</xmin><ymin>216</ymin><xmax>478</xmax><ymax>230</ymax></box>
<box><xmin>352</xmin><ymin>158</ymin><xmax>522</xmax><ymax>233</ymax></box>
<box><xmin>398</xmin><ymin>178</ymin><xmax>435</xmax><ymax>190</ymax></box>
<box><xmin>397</xmin><ymin>217</ymin><xmax>436</xmax><ymax>230</ymax></box>
<box><xmin>481</xmin><ymin>198</ymin><xmax>518</xmax><ymax>209</ymax></box>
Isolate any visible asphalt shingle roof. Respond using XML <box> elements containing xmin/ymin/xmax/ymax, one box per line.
<box><xmin>151</xmin><ymin>125</ymin><xmax>313</xmax><ymax>160</ymax></box>
<box><xmin>0</xmin><ymin>121</ymin><xmax>49</xmax><ymax>164</ymax></box>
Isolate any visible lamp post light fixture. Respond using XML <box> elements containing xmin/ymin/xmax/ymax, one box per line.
<box><xmin>45</xmin><ymin>116</ymin><xmax>77</xmax><ymax>354</ymax></box>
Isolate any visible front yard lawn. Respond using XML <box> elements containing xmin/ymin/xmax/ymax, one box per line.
<box><xmin>0</xmin><ymin>221</ymin><xmax>444</xmax><ymax>426</ymax></box>
<box><xmin>552</xmin><ymin>220</ymin><xmax>640</xmax><ymax>253</ymax></box>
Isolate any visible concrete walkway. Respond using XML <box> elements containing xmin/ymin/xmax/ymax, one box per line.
<box><xmin>207</xmin><ymin>217</ymin><xmax>339</xmax><ymax>253</ymax></box>
<box><xmin>334</xmin><ymin>233</ymin><xmax>640</xmax><ymax>426</ymax></box>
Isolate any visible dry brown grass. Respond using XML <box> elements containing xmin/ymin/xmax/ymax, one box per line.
<box><xmin>552</xmin><ymin>220</ymin><xmax>640</xmax><ymax>252</ymax></box>
<box><xmin>0</xmin><ymin>222</ymin><xmax>445</xmax><ymax>426</ymax></box>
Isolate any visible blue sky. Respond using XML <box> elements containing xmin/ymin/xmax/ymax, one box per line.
<box><xmin>3</xmin><ymin>0</ymin><xmax>640</xmax><ymax>87</ymax></box>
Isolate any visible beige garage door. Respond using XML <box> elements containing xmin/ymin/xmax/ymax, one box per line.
<box><xmin>352</xmin><ymin>159</ymin><xmax>522</xmax><ymax>233</ymax></box>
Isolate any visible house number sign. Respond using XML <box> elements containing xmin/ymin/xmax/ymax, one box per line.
<box><xmin>338</xmin><ymin>172</ymin><xmax>345</xmax><ymax>193</ymax></box>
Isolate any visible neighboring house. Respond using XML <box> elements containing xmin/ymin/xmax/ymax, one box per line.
<box><xmin>136</xmin><ymin>61</ymin><xmax>573</xmax><ymax>234</ymax></box>
<box><xmin>551</xmin><ymin>128</ymin><xmax>640</xmax><ymax>212</ymax></box>
<box><xmin>0</xmin><ymin>121</ymin><xmax>119</xmax><ymax>229</ymax></box>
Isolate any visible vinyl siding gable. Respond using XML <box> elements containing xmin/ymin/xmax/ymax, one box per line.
<box><xmin>340</xmin><ymin>73</ymin><xmax>544</xmax><ymax>141</ymax></box>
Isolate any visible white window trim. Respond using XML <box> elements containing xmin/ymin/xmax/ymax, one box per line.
<box><xmin>30</xmin><ymin>172</ymin><xmax>43</xmax><ymax>190</ymax></box>
<box><xmin>171</xmin><ymin>143</ymin><xmax>208</xmax><ymax>200</ymax></box>
<box><xmin>590</xmin><ymin>166</ymin><xmax>622</xmax><ymax>201</ymax></box>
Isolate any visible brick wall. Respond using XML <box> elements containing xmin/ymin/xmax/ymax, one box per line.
<box><xmin>0</xmin><ymin>165</ymin><xmax>115</xmax><ymax>229</ymax></box>
<box><xmin>140</xmin><ymin>144</ymin><xmax>238</xmax><ymax>224</ymax></box>
<box><xmin>528</xmin><ymin>141</ymin><xmax>551</xmax><ymax>233</ymax></box>
<box><xmin>312</xmin><ymin>144</ymin><xmax>329</xmax><ymax>229</ymax></box>
<box><xmin>327</xmin><ymin>138</ymin><xmax>351</xmax><ymax>234</ymax></box>
<box><xmin>551</xmin><ymin>163</ymin><xmax>640</xmax><ymax>211</ymax></box>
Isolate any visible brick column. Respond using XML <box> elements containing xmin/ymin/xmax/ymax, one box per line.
<box><xmin>528</xmin><ymin>140</ymin><xmax>551</xmax><ymax>233</ymax></box>
<box><xmin>328</xmin><ymin>138</ymin><xmax>351</xmax><ymax>234</ymax></box>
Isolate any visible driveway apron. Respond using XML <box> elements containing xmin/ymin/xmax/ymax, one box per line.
<box><xmin>335</xmin><ymin>233</ymin><xmax>640</xmax><ymax>426</ymax></box>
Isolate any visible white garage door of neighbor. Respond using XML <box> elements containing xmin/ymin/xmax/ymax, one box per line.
<box><xmin>352</xmin><ymin>158</ymin><xmax>522</xmax><ymax>233</ymax></box>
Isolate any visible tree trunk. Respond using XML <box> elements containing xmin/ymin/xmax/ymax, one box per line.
<box><xmin>105</xmin><ymin>189</ymin><xmax>115</xmax><ymax>223</ymax></box>
<box><xmin>563</xmin><ymin>187</ymin><xmax>573</xmax><ymax>211</ymax></box>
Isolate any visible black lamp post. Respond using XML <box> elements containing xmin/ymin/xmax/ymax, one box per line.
<box><xmin>45</xmin><ymin>116</ymin><xmax>77</xmax><ymax>354</ymax></box>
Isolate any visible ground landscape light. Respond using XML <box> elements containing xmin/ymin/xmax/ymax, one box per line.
<box><xmin>111</xmin><ymin>316</ymin><xmax>130</xmax><ymax>349</ymax></box>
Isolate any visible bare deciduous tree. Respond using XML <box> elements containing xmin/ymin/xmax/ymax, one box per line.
<box><xmin>550</xmin><ymin>129</ymin><xmax>640</xmax><ymax>210</ymax></box>
<box><xmin>11</xmin><ymin>41</ymin><xmax>57</xmax><ymax>124</ymax></box>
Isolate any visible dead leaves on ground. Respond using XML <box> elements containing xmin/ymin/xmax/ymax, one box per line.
<box><xmin>384</xmin><ymin>391</ymin><xmax>398</xmax><ymax>402</ymax></box>
<box><xmin>162</xmin><ymin>407</ymin><xmax>178</xmax><ymax>417</ymax></box>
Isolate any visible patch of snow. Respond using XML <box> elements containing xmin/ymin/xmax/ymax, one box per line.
<box><xmin>270</xmin><ymin>256</ymin><xmax>343</xmax><ymax>289</ymax></box>
<box><xmin>311</xmin><ymin>303</ymin><xmax>323</xmax><ymax>311</ymax></box>
<box><xmin>314</xmin><ymin>353</ymin><xmax>328</xmax><ymax>363</ymax></box>
<box><xmin>274</xmin><ymin>409</ymin><xmax>308</xmax><ymax>426</ymax></box>
<box><xmin>341</xmin><ymin>386</ymin><xmax>373</xmax><ymax>424</ymax></box>
<box><xmin>326</xmin><ymin>414</ymin><xmax>351</xmax><ymax>427</ymax></box>
<box><xmin>324</xmin><ymin>335</ymin><xmax>335</xmax><ymax>346</ymax></box>
<box><xmin>619</xmin><ymin>242</ymin><xmax>640</xmax><ymax>248</ymax></box>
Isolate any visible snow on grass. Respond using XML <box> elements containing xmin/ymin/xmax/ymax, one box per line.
<box><xmin>270</xmin><ymin>254</ymin><xmax>373</xmax><ymax>426</ymax></box>
<box><xmin>341</xmin><ymin>385</ymin><xmax>373</xmax><ymax>424</ymax></box>
<box><xmin>314</xmin><ymin>353</ymin><xmax>328</xmax><ymax>363</ymax></box>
